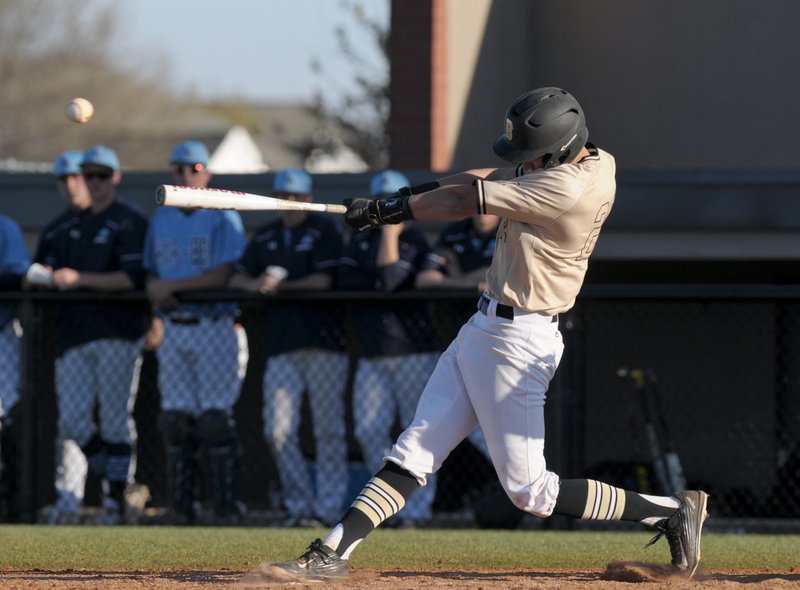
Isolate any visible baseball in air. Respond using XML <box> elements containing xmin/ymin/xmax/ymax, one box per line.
<box><xmin>65</xmin><ymin>97</ymin><xmax>94</xmax><ymax>123</ymax></box>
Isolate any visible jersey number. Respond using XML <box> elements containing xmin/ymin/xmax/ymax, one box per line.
<box><xmin>576</xmin><ymin>202</ymin><xmax>610</xmax><ymax>261</ymax></box>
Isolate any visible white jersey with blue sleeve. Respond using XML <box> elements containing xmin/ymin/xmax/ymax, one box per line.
<box><xmin>143</xmin><ymin>207</ymin><xmax>245</xmax><ymax>317</ymax></box>
<box><xmin>143</xmin><ymin>207</ymin><xmax>248</xmax><ymax>415</ymax></box>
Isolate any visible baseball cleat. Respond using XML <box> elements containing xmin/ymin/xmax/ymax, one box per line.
<box><xmin>646</xmin><ymin>490</ymin><xmax>709</xmax><ymax>578</ymax></box>
<box><xmin>261</xmin><ymin>539</ymin><xmax>348</xmax><ymax>583</ymax></box>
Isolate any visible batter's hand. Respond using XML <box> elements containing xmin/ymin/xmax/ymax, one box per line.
<box><xmin>344</xmin><ymin>195</ymin><xmax>415</xmax><ymax>231</ymax></box>
<box><xmin>343</xmin><ymin>198</ymin><xmax>381</xmax><ymax>231</ymax></box>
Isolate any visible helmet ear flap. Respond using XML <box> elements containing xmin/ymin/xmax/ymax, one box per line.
<box><xmin>544</xmin><ymin>124</ymin><xmax>589</xmax><ymax>169</ymax></box>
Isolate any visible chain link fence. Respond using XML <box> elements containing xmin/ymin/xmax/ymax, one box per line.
<box><xmin>1</xmin><ymin>287</ymin><xmax>799</xmax><ymax>529</ymax></box>
<box><xmin>570</xmin><ymin>287</ymin><xmax>800</xmax><ymax>523</ymax></box>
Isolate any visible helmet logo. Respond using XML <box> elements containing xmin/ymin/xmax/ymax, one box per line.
<box><xmin>504</xmin><ymin>118</ymin><xmax>513</xmax><ymax>141</ymax></box>
<box><xmin>560</xmin><ymin>133</ymin><xmax>578</xmax><ymax>152</ymax></box>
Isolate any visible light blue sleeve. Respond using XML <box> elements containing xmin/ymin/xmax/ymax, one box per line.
<box><xmin>213</xmin><ymin>211</ymin><xmax>246</xmax><ymax>265</ymax></box>
<box><xmin>0</xmin><ymin>215</ymin><xmax>31</xmax><ymax>274</ymax></box>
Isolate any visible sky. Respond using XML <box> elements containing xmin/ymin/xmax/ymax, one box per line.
<box><xmin>90</xmin><ymin>0</ymin><xmax>390</xmax><ymax>104</ymax></box>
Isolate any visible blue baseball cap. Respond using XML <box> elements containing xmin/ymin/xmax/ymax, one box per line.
<box><xmin>273</xmin><ymin>168</ymin><xmax>312</xmax><ymax>194</ymax></box>
<box><xmin>81</xmin><ymin>145</ymin><xmax>119</xmax><ymax>171</ymax></box>
<box><xmin>171</xmin><ymin>140</ymin><xmax>209</xmax><ymax>166</ymax></box>
<box><xmin>53</xmin><ymin>150</ymin><xmax>84</xmax><ymax>176</ymax></box>
<box><xmin>370</xmin><ymin>170</ymin><xmax>409</xmax><ymax>197</ymax></box>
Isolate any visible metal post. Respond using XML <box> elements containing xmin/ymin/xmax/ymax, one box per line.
<box><xmin>16</xmin><ymin>296</ymin><xmax>39</xmax><ymax>522</ymax></box>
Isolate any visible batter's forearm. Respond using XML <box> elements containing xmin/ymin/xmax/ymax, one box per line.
<box><xmin>345</xmin><ymin>181</ymin><xmax>482</xmax><ymax>230</ymax></box>
<box><xmin>408</xmin><ymin>186</ymin><xmax>478</xmax><ymax>221</ymax></box>
<box><xmin>436</xmin><ymin>168</ymin><xmax>498</xmax><ymax>184</ymax></box>
<box><xmin>435</xmin><ymin>167</ymin><xmax>517</xmax><ymax>185</ymax></box>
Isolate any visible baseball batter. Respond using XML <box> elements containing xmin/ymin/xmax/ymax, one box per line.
<box><xmin>267</xmin><ymin>88</ymin><xmax>709</xmax><ymax>582</ymax></box>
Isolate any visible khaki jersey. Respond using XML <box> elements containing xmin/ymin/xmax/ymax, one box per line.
<box><xmin>476</xmin><ymin>146</ymin><xmax>616</xmax><ymax>314</ymax></box>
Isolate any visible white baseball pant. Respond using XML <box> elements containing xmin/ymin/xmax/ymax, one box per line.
<box><xmin>54</xmin><ymin>337</ymin><xmax>142</xmax><ymax>508</ymax></box>
<box><xmin>386</xmin><ymin>301</ymin><xmax>565</xmax><ymax>517</ymax></box>
<box><xmin>56</xmin><ymin>338</ymin><xmax>142</xmax><ymax>446</ymax></box>
<box><xmin>157</xmin><ymin>319</ymin><xmax>248</xmax><ymax>414</ymax></box>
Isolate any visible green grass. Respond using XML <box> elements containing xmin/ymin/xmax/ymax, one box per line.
<box><xmin>0</xmin><ymin>526</ymin><xmax>797</xmax><ymax>572</ymax></box>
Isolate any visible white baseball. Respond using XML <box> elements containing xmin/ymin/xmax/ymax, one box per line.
<box><xmin>65</xmin><ymin>97</ymin><xmax>94</xmax><ymax>123</ymax></box>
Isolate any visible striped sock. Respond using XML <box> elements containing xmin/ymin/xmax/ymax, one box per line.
<box><xmin>323</xmin><ymin>462</ymin><xmax>419</xmax><ymax>559</ymax></box>
<box><xmin>554</xmin><ymin>479</ymin><xmax>679</xmax><ymax>523</ymax></box>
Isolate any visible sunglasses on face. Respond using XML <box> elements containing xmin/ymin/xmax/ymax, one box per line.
<box><xmin>82</xmin><ymin>171</ymin><xmax>113</xmax><ymax>181</ymax></box>
<box><xmin>174</xmin><ymin>163</ymin><xmax>205</xmax><ymax>175</ymax></box>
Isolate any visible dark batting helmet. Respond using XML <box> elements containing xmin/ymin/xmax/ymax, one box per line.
<box><xmin>492</xmin><ymin>87</ymin><xmax>588</xmax><ymax>168</ymax></box>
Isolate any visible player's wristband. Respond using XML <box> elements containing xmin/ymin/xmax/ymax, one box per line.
<box><xmin>398</xmin><ymin>181</ymin><xmax>440</xmax><ymax>197</ymax></box>
<box><xmin>375</xmin><ymin>194</ymin><xmax>414</xmax><ymax>224</ymax></box>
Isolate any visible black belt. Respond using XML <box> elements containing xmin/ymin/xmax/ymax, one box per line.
<box><xmin>477</xmin><ymin>294</ymin><xmax>514</xmax><ymax>320</ymax></box>
<box><xmin>477</xmin><ymin>294</ymin><xmax>557</xmax><ymax>323</ymax></box>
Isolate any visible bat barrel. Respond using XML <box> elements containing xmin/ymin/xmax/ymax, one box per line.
<box><xmin>154</xmin><ymin>184</ymin><xmax>346</xmax><ymax>214</ymax></box>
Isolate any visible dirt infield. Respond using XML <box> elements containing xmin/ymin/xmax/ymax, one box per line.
<box><xmin>1</xmin><ymin>565</ymin><xmax>798</xmax><ymax>590</ymax></box>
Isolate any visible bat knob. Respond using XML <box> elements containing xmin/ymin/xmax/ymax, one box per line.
<box><xmin>155</xmin><ymin>185</ymin><xmax>166</xmax><ymax>205</ymax></box>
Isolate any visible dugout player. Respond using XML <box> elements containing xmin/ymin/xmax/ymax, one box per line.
<box><xmin>229</xmin><ymin>168</ymin><xmax>348</xmax><ymax>528</ymax></box>
<box><xmin>337</xmin><ymin>170</ymin><xmax>439</xmax><ymax>529</ymax></box>
<box><xmin>42</xmin><ymin>145</ymin><xmax>149</xmax><ymax>525</ymax></box>
<box><xmin>144</xmin><ymin>141</ymin><xmax>248</xmax><ymax>525</ymax></box>
<box><xmin>0</xmin><ymin>215</ymin><xmax>30</xmax><ymax>521</ymax></box>
<box><xmin>266</xmin><ymin>88</ymin><xmax>709</xmax><ymax>581</ymax></box>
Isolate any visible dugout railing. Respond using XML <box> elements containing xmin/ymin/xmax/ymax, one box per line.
<box><xmin>1</xmin><ymin>287</ymin><xmax>799</xmax><ymax>530</ymax></box>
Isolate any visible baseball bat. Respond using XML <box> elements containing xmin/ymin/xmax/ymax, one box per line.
<box><xmin>644</xmin><ymin>370</ymin><xmax>688</xmax><ymax>493</ymax></box>
<box><xmin>617</xmin><ymin>367</ymin><xmax>671</xmax><ymax>495</ymax></box>
<box><xmin>156</xmin><ymin>185</ymin><xmax>348</xmax><ymax>214</ymax></box>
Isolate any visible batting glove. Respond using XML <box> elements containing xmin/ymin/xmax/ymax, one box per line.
<box><xmin>343</xmin><ymin>195</ymin><xmax>414</xmax><ymax>231</ymax></box>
